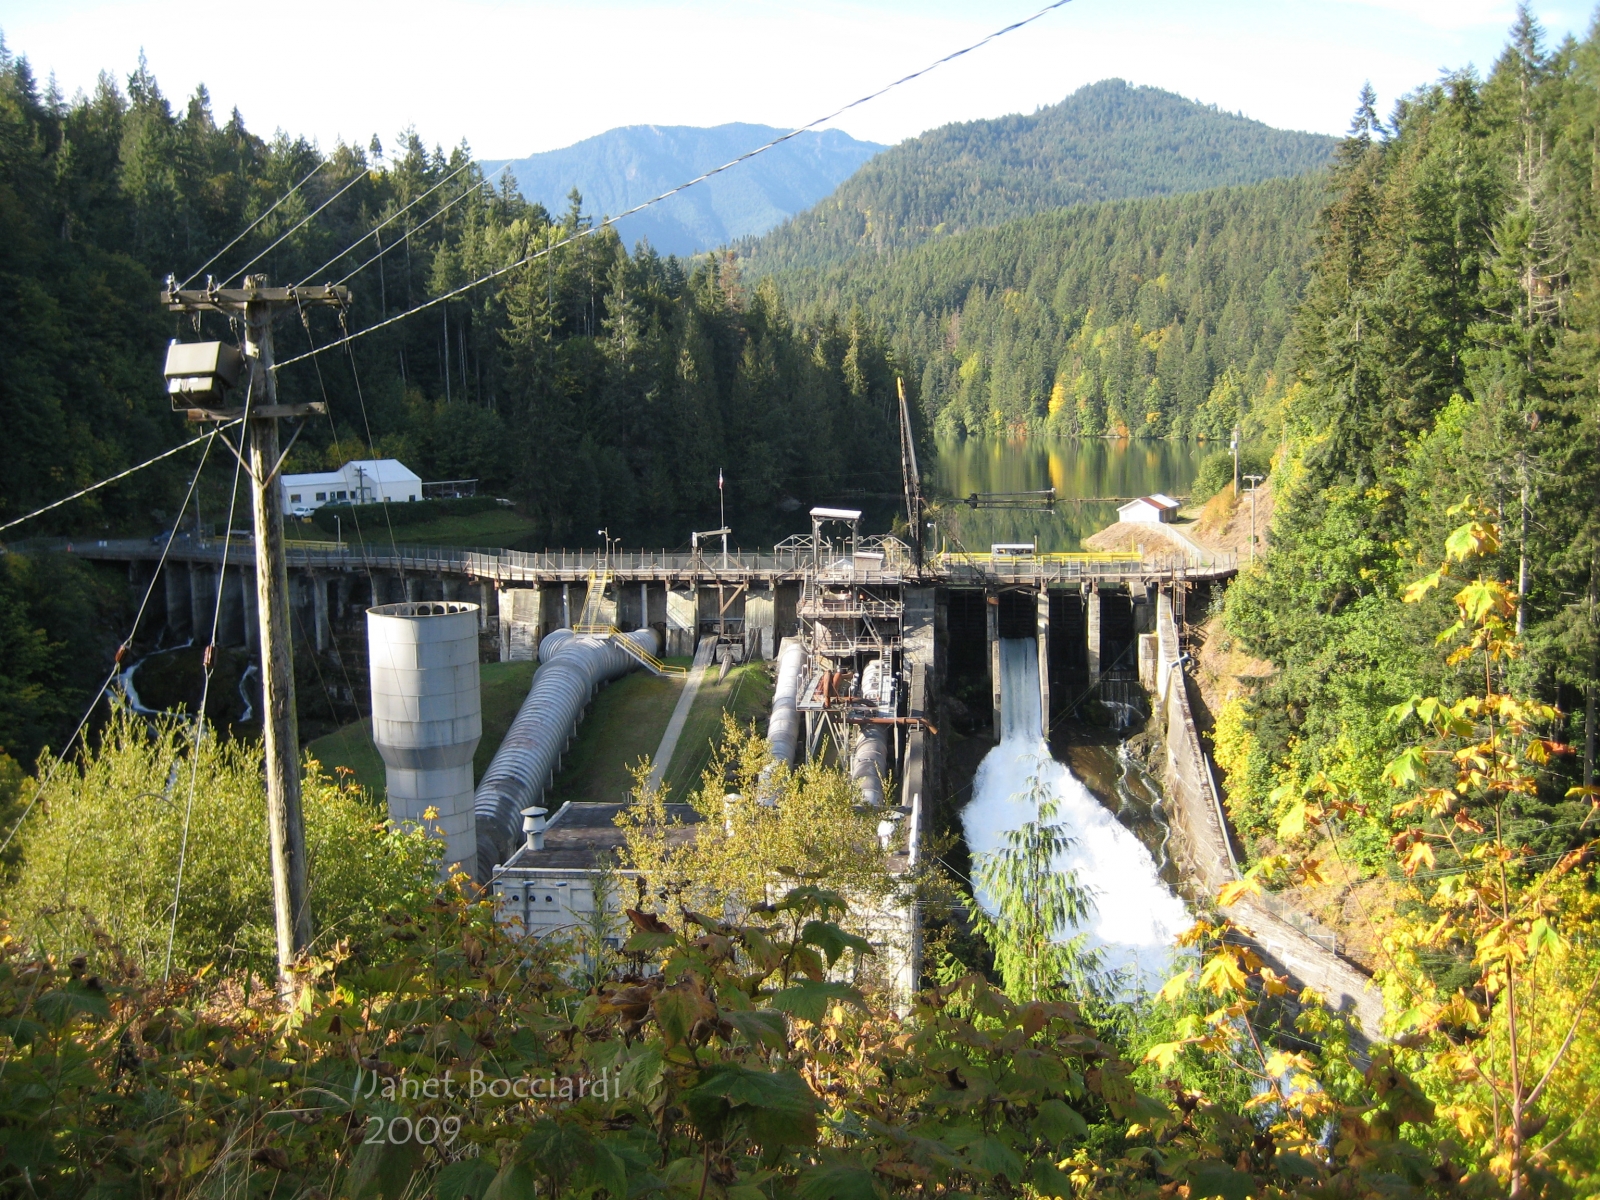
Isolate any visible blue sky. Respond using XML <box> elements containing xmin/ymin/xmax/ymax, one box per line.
<box><xmin>0</xmin><ymin>1</ymin><xmax>1589</xmax><ymax>159</ymax></box>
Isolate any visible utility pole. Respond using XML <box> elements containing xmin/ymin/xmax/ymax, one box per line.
<box><xmin>163</xmin><ymin>275</ymin><xmax>346</xmax><ymax>994</ymax></box>
<box><xmin>898</xmin><ymin>378</ymin><xmax>924</xmax><ymax>571</ymax></box>
<box><xmin>1243</xmin><ymin>474</ymin><xmax>1264</xmax><ymax>565</ymax></box>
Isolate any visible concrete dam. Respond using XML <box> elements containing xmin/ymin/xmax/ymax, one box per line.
<box><xmin>34</xmin><ymin>520</ymin><xmax>1382</xmax><ymax>1034</ymax></box>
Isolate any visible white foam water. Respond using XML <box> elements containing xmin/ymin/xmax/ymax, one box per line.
<box><xmin>961</xmin><ymin>638</ymin><xmax>1190</xmax><ymax>990</ymax></box>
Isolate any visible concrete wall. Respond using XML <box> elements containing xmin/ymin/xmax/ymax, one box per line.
<box><xmin>744</xmin><ymin>589</ymin><xmax>774</xmax><ymax>660</ymax></box>
<box><xmin>1154</xmin><ymin>593</ymin><xmax>1385</xmax><ymax>1043</ymax></box>
<box><xmin>499</xmin><ymin>588</ymin><xmax>542</xmax><ymax>661</ymax></box>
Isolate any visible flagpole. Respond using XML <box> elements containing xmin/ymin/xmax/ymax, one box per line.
<box><xmin>718</xmin><ymin>468</ymin><xmax>727</xmax><ymax>569</ymax></box>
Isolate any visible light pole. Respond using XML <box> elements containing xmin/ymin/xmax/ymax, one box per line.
<box><xmin>1244</xmin><ymin>474</ymin><xmax>1265</xmax><ymax>565</ymax></box>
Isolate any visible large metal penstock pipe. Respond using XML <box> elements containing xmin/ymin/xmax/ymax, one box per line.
<box><xmin>367</xmin><ymin>601</ymin><xmax>483</xmax><ymax>876</ymax></box>
<box><xmin>473</xmin><ymin>626</ymin><xmax>659</xmax><ymax>879</ymax></box>
<box><xmin>851</xmin><ymin>725</ymin><xmax>890</xmax><ymax>807</ymax></box>
<box><xmin>766</xmin><ymin>637</ymin><xmax>806</xmax><ymax>767</ymax></box>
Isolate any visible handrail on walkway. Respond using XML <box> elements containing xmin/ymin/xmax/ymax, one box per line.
<box><xmin>571</xmin><ymin>624</ymin><xmax>688</xmax><ymax>679</ymax></box>
<box><xmin>21</xmin><ymin>536</ymin><xmax>1237</xmax><ymax>580</ymax></box>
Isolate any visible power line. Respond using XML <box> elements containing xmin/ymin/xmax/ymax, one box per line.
<box><xmin>297</xmin><ymin>159</ymin><xmax>475</xmax><ymax>287</ymax></box>
<box><xmin>275</xmin><ymin>0</ymin><xmax>1079</xmax><ymax>371</ymax></box>
<box><xmin>0</xmin><ymin>426</ymin><xmax>221</xmax><ymax>859</ymax></box>
<box><xmin>331</xmin><ymin>183</ymin><xmax>474</xmax><ymax>289</ymax></box>
<box><xmin>223</xmin><ymin>167</ymin><xmax>369</xmax><ymax>286</ymax></box>
<box><xmin>0</xmin><ymin>422</ymin><xmax>243</xmax><ymax>536</ymax></box>
<box><xmin>180</xmin><ymin>161</ymin><xmax>326</xmax><ymax>289</ymax></box>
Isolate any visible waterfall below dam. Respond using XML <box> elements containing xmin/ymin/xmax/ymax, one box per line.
<box><xmin>961</xmin><ymin>638</ymin><xmax>1190</xmax><ymax>990</ymax></box>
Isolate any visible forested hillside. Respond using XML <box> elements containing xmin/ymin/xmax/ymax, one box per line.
<box><xmin>0</xmin><ymin>46</ymin><xmax>904</xmax><ymax>544</ymax></box>
<box><xmin>0</xmin><ymin>40</ymin><xmax>905</xmax><ymax>761</ymax></box>
<box><xmin>480</xmin><ymin>124</ymin><xmax>883</xmax><ymax>256</ymax></box>
<box><xmin>770</xmin><ymin>174</ymin><xmax>1324</xmax><ymax>440</ymax></box>
<box><xmin>741</xmin><ymin>79</ymin><xmax>1335</xmax><ymax>273</ymax></box>
<box><xmin>1199</xmin><ymin>9</ymin><xmax>1600</xmax><ymax>1189</ymax></box>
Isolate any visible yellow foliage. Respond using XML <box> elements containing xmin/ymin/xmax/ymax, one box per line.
<box><xmin>1048</xmin><ymin>377</ymin><xmax>1068</xmax><ymax>417</ymax></box>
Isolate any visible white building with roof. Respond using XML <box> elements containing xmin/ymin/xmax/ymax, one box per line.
<box><xmin>281</xmin><ymin>459</ymin><xmax>421</xmax><ymax>516</ymax></box>
<box><xmin>1116</xmin><ymin>493</ymin><xmax>1181</xmax><ymax>524</ymax></box>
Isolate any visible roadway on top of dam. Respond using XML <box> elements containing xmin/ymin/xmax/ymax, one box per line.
<box><xmin>34</xmin><ymin>535</ymin><xmax>1238</xmax><ymax>586</ymax></box>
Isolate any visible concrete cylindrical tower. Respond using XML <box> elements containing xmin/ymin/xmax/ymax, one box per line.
<box><xmin>367</xmin><ymin>601</ymin><xmax>482</xmax><ymax>874</ymax></box>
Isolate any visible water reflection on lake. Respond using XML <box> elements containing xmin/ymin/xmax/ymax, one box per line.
<box><xmin>929</xmin><ymin>436</ymin><xmax>1208</xmax><ymax>553</ymax></box>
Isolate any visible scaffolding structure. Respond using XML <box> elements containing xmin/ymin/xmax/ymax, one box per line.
<box><xmin>790</xmin><ymin>509</ymin><xmax>917</xmax><ymax>805</ymax></box>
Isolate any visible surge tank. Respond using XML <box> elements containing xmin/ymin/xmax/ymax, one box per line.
<box><xmin>366</xmin><ymin>601</ymin><xmax>483</xmax><ymax>875</ymax></box>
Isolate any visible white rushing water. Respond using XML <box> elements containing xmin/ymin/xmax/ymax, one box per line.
<box><xmin>961</xmin><ymin>638</ymin><xmax>1190</xmax><ymax>990</ymax></box>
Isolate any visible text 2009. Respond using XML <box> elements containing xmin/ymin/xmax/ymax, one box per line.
<box><xmin>363</xmin><ymin>1116</ymin><xmax>462</xmax><ymax>1145</ymax></box>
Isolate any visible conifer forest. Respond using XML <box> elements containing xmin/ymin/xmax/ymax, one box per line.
<box><xmin>3</xmin><ymin>6</ymin><xmax>1600</xmax><ymax>1199</ymax></box>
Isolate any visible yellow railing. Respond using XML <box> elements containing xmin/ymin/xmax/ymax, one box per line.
<box><xmin>570</xmin><ymin>624</ymin><xmax>687</xmax><ymax>678</ymax></box>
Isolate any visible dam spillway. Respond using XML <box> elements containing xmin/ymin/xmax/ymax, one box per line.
<box><xmin>962</xmin><ymin>637</ymin><xmax>1189</xmax><ymax>989</ymax></box>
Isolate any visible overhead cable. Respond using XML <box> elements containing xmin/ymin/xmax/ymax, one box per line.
<box><xmin>297</xmin><ymin>159</ymin><xmax>475</xmax><ymax>286</ymax></box>
<box><xmin>332</xmin><ymin>183</ymin><xmax>475</xmax><ymax>289</ymax></box>
<box><xmin>180</xmin><ymin>161</ymin><xmax>326</xmax><ymax>289</ymax></box>
<box><xmin>275</xmin><ymin>0</ymin><xmax>1079</xmax><ymax>371</ymax></box>
<box><xmin>223</xmin><ymin>167</ymin><xmax>369</xmax><ymax>286</ymax></box>
<box><xmin>0</xmin><ymin>421</ymin><xmax>243</xmax><ymax>536</ymax></box>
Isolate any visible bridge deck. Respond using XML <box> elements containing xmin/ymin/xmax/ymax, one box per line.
<box><xmin>27</xmin><ymin>537</ymin><xmax>1237</xmax><ymax>586</ymax></box>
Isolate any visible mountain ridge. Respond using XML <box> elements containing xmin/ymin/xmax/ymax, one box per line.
<box><xmin>481</xmin><ymin>123</ymin><xmax>883</xmax><ymax>257</ymax></box>
<box><xmin>739</xmin><ymin>79</ymin><xmax>1337</xmax><ymax>273</ymax></box>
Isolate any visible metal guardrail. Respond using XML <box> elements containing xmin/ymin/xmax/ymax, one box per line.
<box><xmin>17</xmin><ymin>536</ymin><xmax>1237</xmax><ymax>581</ymax></box>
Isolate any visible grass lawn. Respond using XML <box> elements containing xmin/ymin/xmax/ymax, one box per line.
<box><xmin>545</xmin><ymin>660</ymin><xmax>692</xmax><ymax>806</ymax></box>
<box><xmin>306</xmin><ymin>660</ymin><xmax>538</xmax><ymax>797</ymax></box>
<box><xmin>287</xmin><ymin>509</ymin><xmax>540</xmax><ymax>550</ymax></box>
<box><xmin>304</xmin><ymin>653</ymin><xmax>776</xmax><ymax>813</ymax></box>
<box><xmin>659</xmin><ymin>659</ymin><xmax>776</xmax><ymax>800</ymax></box>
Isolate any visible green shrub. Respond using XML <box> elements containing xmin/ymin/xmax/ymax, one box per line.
<box><xmin>5</xmin><ymin>707</ymin><xmax>439</xmax><ymax>975</ymax></box>
<box><xmin>1190</xmin><ymin>446</ymin><xmax>1271</xmax><ymax>502</ymax></box>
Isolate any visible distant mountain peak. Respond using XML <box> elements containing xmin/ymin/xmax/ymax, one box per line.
<box><xmin>480</xmin><ymin>123</ymin><xmax>884</xmax><ymax>257</ymax></box>
<box><xmin>740</xmin><ymin>80</ymin><xmax>1337</xmax><ymax>273</ymax></box>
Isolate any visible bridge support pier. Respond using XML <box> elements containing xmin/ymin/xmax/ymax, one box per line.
<box><xmin>404</xmin><ymin>575</ymin><xmax>420</xmax><ymax>603</ymax></box>
<box><xmin>189</xmin><ymin>564</ymin><xmax>215</xmax><ymax>645</ymax></box>
<box><xmin>311</xmin><ymin>571</ymin><xmax>330</xmax><ymax>653</ymax></box>
<box><xmin>243</xmin><ymin>568</ymin><xmax>259</xmax><ymax>647</ymax></box>
<box><xmin>1086</xmin><ymin>584</ymin><xmax>1102</xmax><ymax>680</ymax></box>
<box><xmin>987</xmin><ymin>589</ymin><xmax>1000</xmax><ymax>739</ymax></box>
<box><xmin>164</xmin><ymin>562</ymin><xmax>190</xmax><ymax>640</ymax></box>
<box><xmin>218</xmin><ymin>566</ymin><xmax>243</xmax><ymax>646</ymax></box>
<box><xmin>498</xmin><ymin>587</ymin><xmax>541</xmax><ymax>661</ymax></box>
<box><xmin>1037</xmin><ymin>590</ymin><xmax>1051</xmax><ymax>740</ymax></box>
<box><xmin>665</xmin><ymin>587</ymin><xmax>696</xmax><ymax>656</ymax></box>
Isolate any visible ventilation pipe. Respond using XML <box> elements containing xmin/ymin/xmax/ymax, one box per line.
<box><xmin>851</xmin><ymin>725</ymin><xmax>889</xmax><ymax>807</ymax></box>
<box><xmin>474</xmin><ymin>626</ymin><xmax>659</xmax><ymax>879</ymax></box>
<box><xmin>367</xmin><ymin>601</ymin><xmax>483</xmax><ymax>876</ymax></box>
